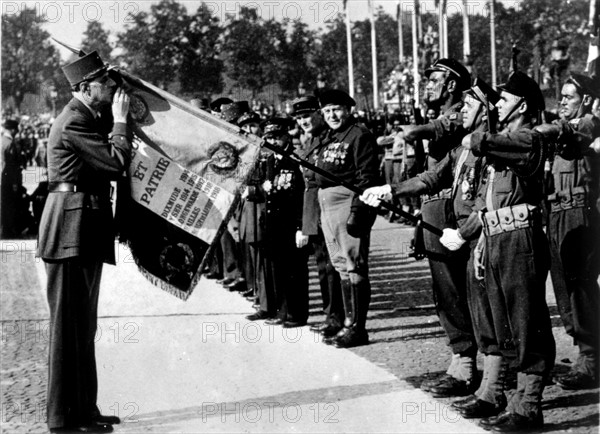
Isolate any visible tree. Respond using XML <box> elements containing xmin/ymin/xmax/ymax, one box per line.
<box><xmin>1</xmin><ymin>6</ymin><xmax>62</xmax><ymax>113</ymax></box>
<box><xmin>81</xmin><ymin>21</ymin><xmax>112</xmax><ymax>62</ymax></box>
<box><xmin>312</xmin><ymin>15</ymin><xmax>349</xmax><ymax>91</ymax></box>
<box><xmin>276</xmin><ymin>20</ymin><xmax>317</xmax><ymax>97</ymax></box>
<box><xmin>222</xmin><ymin>7</ymin><xmax>279</xmax><ymax>97</ymax></box>
<box><xmin>117</xmin><ymin>0</ymin><xmax>190</xmax><ymax>90</ymax></box>
<box><xmin>179</xmin><ymin>3</ymin><xmax>224</xmax><ymax>96</ymax></box>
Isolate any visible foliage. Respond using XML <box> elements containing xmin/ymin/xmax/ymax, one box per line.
<box><xmin>81</xmin><ymin>21</ymin><xmax>112</xmax><ymax>62</ymax></box>
<box><xmin>1</xmin><ymin>6</ymin><xmax>62</xmax><ymax>113</ymax></box>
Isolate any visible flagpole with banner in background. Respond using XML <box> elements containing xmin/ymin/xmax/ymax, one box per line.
<box><xmin>412</xmin><ymin>0</ymin><xmax>420</xmax><ymax>106</ymax></box>
<box><xmin>586</xmin><ymin>0</ymin><xmax>599</xmax><ymax>78</ymax></box>
<box><xmin>397</xmin><ymin>1</ymin><xmax>404</xmax><ymax>62</ymax></box>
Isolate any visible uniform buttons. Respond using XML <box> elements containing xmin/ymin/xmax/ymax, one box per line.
<box><xmin>505</xmin><ymin>217</ymin><xmax>509</xmax><ymax>221</ymax></box>
<box><xmin>519</xmin><ymin>213</ymin><xmax>524</xmax><ymax>217</ymax></box>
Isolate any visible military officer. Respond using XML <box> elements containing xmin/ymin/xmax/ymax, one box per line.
<box><xmin>458</xmin><ymin>72</ymin><xmax>555</xmax><ymax>432</ymax></box>
<box><xmin>37</xmin><ymin>52</ymin><xmax>131</xmax><ymax>433</ymax></box>
<box><xmin>313</xmin><ymin>89</ymin><xmax>380</xmax><ymax>348</ymax></box>
<box><xmin>292</xmin><ymin>96</ymin><xmax>344</xmax><ymax>336</ymax></box>
<box><xmin>536</xmin><ymin>73</ymin><xmax>600</xmax><ymax>390</ymax></box>
<box><xmin>261</xmin><ymin>117</ymin><xmax>309</xmax><ymax>327</ymax></box>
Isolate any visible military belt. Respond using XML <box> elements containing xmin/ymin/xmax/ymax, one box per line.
<box><xmin>482</xmin><ymin>203</ymin><xmax>539</xmax><ymax>237</ymax></box>
<box><xmin>49</xmin><ymin>182</ymin><xmax>82</xmax><ymax>193</ymax></box>
<box><xmin>547</xmin><ymin>186</ymin><xmax>588</xmax><ymax>212</ymax></box>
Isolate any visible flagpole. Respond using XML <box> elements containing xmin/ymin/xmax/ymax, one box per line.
<box><xmin>345</xmin><ymin>1</ymin><xmax>355</xmax><ymax>98</ymax></box>
<box><xmin>489</xmin><ymin>0</ymin><xmax>497</xmax><ymax>87</ymax></box>
<box><xmin>412</xmin><ymin>1</ymin><xmax>420</xmax><ymax>105</ymax></box>
<box><xmin>442</xmin><ymin>1</ymin><xmax>448</xmax><ymax>57</ymax></box>
<box><xmin>438</xmin><ymin>1</ymin><xmax>445</xmax><ymax>58</ymax></box>
<box><xmin>462</xmin><ymin>0</ymin><xmax>471</xmax><ymax>66</ymax></box>
<box><xmin>398</xmin><ymin>1</ymin><xmax>404</xmax><ymax>62</ymax></box>
<box><xmin>369</xmin><ymin>0</ymin><xmax>379</xmax><ymax>110</ymax></box>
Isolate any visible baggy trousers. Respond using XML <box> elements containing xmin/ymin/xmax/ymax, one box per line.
<box><xmin>45</xmin><ymin>257</ymin><xmax>103</xmax><ymax>429</ymax></box>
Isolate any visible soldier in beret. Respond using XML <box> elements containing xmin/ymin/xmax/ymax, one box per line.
<box><xmin>362</xmin><ymin>79</ymin><xmax>501</xmax><ymax>411</ymax></box>
<box><xmin>312</xmin><ymin>89</ymin><xmax>380</xmax><ymax>348</ymax></box>
<box><xmin>536</xmin><ymin>72</ymin><xmax>600</xmax><ymax>391</ymax></box>
<box><xmin>292</xmin><ymin>96</ymin><xmax>344</xmax><ymax>336</ymax></box>
<box><xmin>458</xmin><ymin>71</ymin><xmax>555</xmax><ymax>432</ymax></box>
<box><xmin>391</xmin><ymin>58</ymin><xmax>478</xmax><ymax>397</ymax></box>
<box><xmin>37</xmin><ymin>51</ymin><xmax>131</xmax><ymax>433</ymax></box>
<box><xmin>259</xmin><ymin>117</ymin><xmax>309</xmax><ymax>327</ymax></box>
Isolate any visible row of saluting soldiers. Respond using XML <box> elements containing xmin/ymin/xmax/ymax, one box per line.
<box><xmin>204</xmin><ymin>57</ymin><xmax>600</xmax><ymax>432</ymax></box>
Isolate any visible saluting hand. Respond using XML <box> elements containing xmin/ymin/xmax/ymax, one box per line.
<box><xmin>112</xmin><ymin>88</ymin><xmax>130</xmax><ymax>123</ymax></box>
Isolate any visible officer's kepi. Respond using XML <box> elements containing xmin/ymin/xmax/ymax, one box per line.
<box><xmin>292</xmin><ymin>96</ymin><xmax>320</xmax><ymax>116</ymax></box>
<box><xmin>262</xmin><ymin>117</ymin><xmax>292</xmax><ymax>138</ymax></box>
<box><xmin>61</xmin><ymin>51</ymin><xmax>108</xmax><ymax>86</ymax></box>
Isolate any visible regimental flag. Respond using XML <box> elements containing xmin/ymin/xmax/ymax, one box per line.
<box><xmin>115</xmin><ymin>70</ymin><xmax>261</xmax><ymax>300</ymax></box>
<box><xmin>586</xmin><ymin>31</ymin><xmax>599</xmax><ymax>78</ymax></box>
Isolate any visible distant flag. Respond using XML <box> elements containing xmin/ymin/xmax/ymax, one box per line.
<box><xmin>586</xmin><ymin>0</ymin><xmax>599</xmax><ymax>78</ymax></box>
<box><xmin>343</xmin><ymin>0</ymin><xmax>348</xmax><ymax>10</ymax></box>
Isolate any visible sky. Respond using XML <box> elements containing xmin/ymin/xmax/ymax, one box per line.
<box><xmin>4</xmin><ymin>0</ymin><xmax>517</xmax><ymax>60</ymax></box>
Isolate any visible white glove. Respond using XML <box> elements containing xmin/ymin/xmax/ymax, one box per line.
<box><xmin>440</xmin><ymin>228</ymin><xmax>465</xmax><ymax>251</ymax></box>
<box><xmin>262</xmin><ymin>180</ymin><xmax>272</xmax><ymax>193</ymax></box>
<box><xmin>360</xmin><ymin>184</ymin><xmax>392</xmax><ymax>207</ymax></box>
<box><xmin>295</xmin><ymin>230</ymin><xmax>309</xmax><ymax>248</ymax></box>
<box><xmin>241</xmin><ymin>187</ymin><xmax>249</xmax><ymax>200</ymax></box>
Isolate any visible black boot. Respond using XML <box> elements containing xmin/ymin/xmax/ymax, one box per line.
<box><xmin>333</xmin><ymin>277</ymin><xmax>370</xmax><ymax>348</ymax></box>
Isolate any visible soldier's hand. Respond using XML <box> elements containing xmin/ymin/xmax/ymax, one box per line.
<box><xmin>440</xmin><ymin>228</ymin><xmax>465</xmax><ymax>251</ymax></box>
<box><xmin>360</xmin><ymin>185</ymin><xmax>392</xmax><ymax>207</ymax></box>
<box><xmin>295</xmin><ymin>230</ymin><xmax>309</xmax><ymax>248</ymax></box>
<box><xmin>262</xmin><ymin>180</ymin><xmax>272</xmax><ymax>193</ymax></box>
<box><xmin>112</xmin><ymin>88</ymin><xmax>130</xmax><ymax>123</ymax></box>
<box><xmin>241</xmin><ymin>187</ymin><xmax>249</xmax><ymax>200</ymax></box>
<box><xmin>590</xmin><ymin>137</ymin><xmax>600</xmax><ymax>154</ymax></box>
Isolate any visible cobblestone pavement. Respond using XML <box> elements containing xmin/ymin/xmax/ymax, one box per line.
<box><xmin>1</xmin><ymin>216</ymin><xmax>598</xmax><ymax>433</ymax></box>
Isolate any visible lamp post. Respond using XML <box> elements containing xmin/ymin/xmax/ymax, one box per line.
<box><xmin>550</xmin><ymin>39</ymin><xmax>570</xmax><ymax>102</ymax></box>
<box><xmin>49</xmin><ymin>85</ymin><xmax>58</xmax><ymax>118</ymax></box>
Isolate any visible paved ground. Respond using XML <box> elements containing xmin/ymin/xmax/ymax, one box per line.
<box><xmin>1</xmin><ymin>214</ymin><xmax>599</xmax><ymax>433</ymax></box>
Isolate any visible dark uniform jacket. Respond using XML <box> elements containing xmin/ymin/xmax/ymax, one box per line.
<box><xmin>239</xmin><ymin>152</ymin><xmax>269</xmax><ymax>243</ymax></box>
<box><xmin>549</xmin><ymin>114</ymin><xmax>600</xmax><ymax>210</ymax></box>
<box><xmin>470</xmin><ymin>125</ymin><xmax>546</xmax><ymax>212</ymax></box>
<box><xmin>299</xmin><ymin>124</ymin><xmax>328</xmax><ymax>236</ymax></box>
<box><xmin>37</xmin><ymin>98</ymin><xmax>131</xmax><ymax>263</ymax></box>
<box><xmin>312</xmin><ymin>117</ymin><xmax>380</xmax><ymax>191</ymax></box>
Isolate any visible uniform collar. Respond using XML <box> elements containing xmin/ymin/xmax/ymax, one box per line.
<box><xmin>73</xmin><ymin>93</ymin><xmax>101</xmax><ymax>119</ymax></box>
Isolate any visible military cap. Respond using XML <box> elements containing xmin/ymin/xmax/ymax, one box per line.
<box><xmin>292</xmin><ymin>96</ymin><xmax>320</xmax><ymax>115</ymax></box>
<box><xmin>221</xmin><ymin>101</ymin><xmax>250</xmax><ymax>124</ymax></box>
<box><xmin>261</xmin><ymin>117</ymin><xmax>292</xmax><ymax>138</ymax></box>
<box><xmin>498</xmin><ymin>71</ymin><xmax>545</xmax><ymax>112</ymax></box>
<box><xmin>425</xmin><ymin>58</ymin><xmax>472</xmax><ymax>91</ymax></box>
<box><xmin>2</xmin><ymin>119</ymin><xmax>19</xmax><ymax>130</ymax></box>
<box><xmin>62</xmin><ymin>51</ymin><xmax>108</xmax><ymax>86</ymax></box>
<box><xmin>566</xmin><ymin>73</ymin><xmax>600</xmax><ymax>99</ymax></box>
<box><xmin>464</xmin><ymin>77</ymin><xmax>500</xmax><ymax>110</ymax></box>
<box><xmin>209</xmin><ymin>97</ymin><xmax>233</xmax><ymax>112</ymax></box>
<box><xmin>318</xmin><ymin>89</ymin><xmax>356</xmax><ymax>108</ymax></box>
<box><xmin>237</xmin><ymin>111</ymin><xmax>261</xmax><ymax>127</ymax></box>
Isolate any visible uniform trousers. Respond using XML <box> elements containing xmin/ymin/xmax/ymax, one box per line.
<box><xmin>466</xmin><ymin>239</ymin><xmax>499</xmax><ymax>354</ymax></box>
<box><xmin>310</xmin><ymin>228</ymin><xmax>343</xmax><ymax>327</ymax></box>
<box><xmin>484</xmin><ymin>225</ymin><xmax>555</xmax><ymax>374</ymax></box>
<box><xmin>318</xmin><ymin>186</ymin><xmax>370</xmax><ymax>284</ymax></box>
<box><xmin>548</xmin><ymin>207</ymin><xmax>600</xmax><ymax>376</ymax></box>
<box><xmin>422</xmin><ymin>199</ymin><xmax>477</xmax><ymax>356</ymax></box>
<box><xmin>45</xmin><ymin>257</ymin><xmax>103</xmax><ymax>429</ymax></box>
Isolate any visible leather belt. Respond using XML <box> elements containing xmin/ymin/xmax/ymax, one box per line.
<box><xmin>48</xmin><ymin>182</ymin><xmax>81</xmax><ymax>193</ymax></box>
<box><xmin>482</xmin><ymin>203</ymin><xmax>539</xmax><ymax>237</ymax></box>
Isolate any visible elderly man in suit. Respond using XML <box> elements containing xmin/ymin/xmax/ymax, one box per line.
<box><xmin>37</xmin><ymin>51</ymin><xmax>131</xmax><ymax>433</ymax></box>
